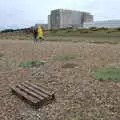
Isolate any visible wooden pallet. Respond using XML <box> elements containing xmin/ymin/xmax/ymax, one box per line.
<box><xmin>11</xmin><ymin>81</ymin><xmax>55</xmax><ymax>108</ymax></box>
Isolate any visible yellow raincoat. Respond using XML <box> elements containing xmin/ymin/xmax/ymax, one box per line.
<box><xmin>37</xmin><ymin>26</ymin><xmax>43</xmax><ymax>39</ymax></box>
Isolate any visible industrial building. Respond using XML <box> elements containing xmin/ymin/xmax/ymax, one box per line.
<box><xmin>48</xmin><ymin>9</ymin><xmax>93</xmax><ymax>29</ymax></box>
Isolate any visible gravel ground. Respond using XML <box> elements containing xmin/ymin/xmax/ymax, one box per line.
<box><xmin>0</xmin><ymin>40</ymin><xmax>120</xmax><ymax>120</ymax></box>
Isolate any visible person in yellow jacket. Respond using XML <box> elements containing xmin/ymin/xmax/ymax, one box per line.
<box><xmin>37</xmin><ymin>25</ymin><xmax>44</xmax><ymax>41</ymax></box>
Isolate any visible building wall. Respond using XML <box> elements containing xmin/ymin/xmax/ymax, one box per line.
<box><xmin>48</xmin><ymin>9</ymin><xmax>93</xmax><ymax>29</ymax></box>
<box><xmin>71</xmin><ymin>11</ymin><xmax>83</xmax><ymax>28</ymax></box>
<box><xmin>48</xmin><ymin>15</ymin><xmax>51</xmax><ymax>30</ymax></box>
<box><xmin>60</xmin><ymin>9</ymin><xmax>73</xmax><ymax>28</ymax></box>
<box><xmin>50</xmin><ymin>9</ymin><xmax>61</xmax><ymax>29</ymax></box>
<box><xmin>83</xmin><ymin>12</ymin><xmax>93</xmax><ymax>23</ymax></box>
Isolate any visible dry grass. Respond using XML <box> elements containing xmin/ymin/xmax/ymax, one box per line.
<box><xmin>0</xmin><ymin>28</ymin><xmax>120</xmax><ymax>44</ymax></box>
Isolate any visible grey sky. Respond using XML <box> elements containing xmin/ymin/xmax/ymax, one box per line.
<box><xmin>0</xmin><ymin>0</ymin><xmax>120</xmax><ymax>27</ymax></box>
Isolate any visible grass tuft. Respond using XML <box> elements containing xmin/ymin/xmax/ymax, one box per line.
<box><xmin>91</xmin><ymin>67</ymin><xmax>120</xmax><ymax>82</ymax></box>
<box><xmin>19</xmin><ymin>60</ymin><xmax>46</xmax><ymax>68</ymax></box>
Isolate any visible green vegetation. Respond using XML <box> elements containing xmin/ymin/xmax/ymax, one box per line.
<box><xmin>0</xmin><ymin>28</ymin><xmax>120</xmax><ymax>44</ymax></box>
<box><xmin>0</xmin><ymin>32</ymin><xmax>33</xmax><ymax>40</ymax></box>
<box><xmin>46</xmin><ymin>28</ymin><xmax>120</xmax><ymax>37</ymax></box>
<box><xmin>55</xmin><ymin>55</ymin><xmax>75</xmax><ymax>61</ymax></box>
<box><xmin>45</xmin><ymin>28</ymin><xmax>120</xmax><ymax>44</ymax></box>
<box><xmin>19</xmin><ymin>60</ymin><xmax>46</xmax><ymax>68</ymax></box>
<box><xmin>91</xmin><ymin>67</ymin><xmax>120</xmax><ymax>82</ymax></box>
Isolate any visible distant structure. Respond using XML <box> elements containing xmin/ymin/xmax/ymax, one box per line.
<box><xmin>84</xmin><ymin>20</ymin><xmax>120</xmax><ymax>28</ymax></box>
<box><xmin>48</xmin><ymin>9</ymin><xmax>93</xmax><ymax>30</ymax></box>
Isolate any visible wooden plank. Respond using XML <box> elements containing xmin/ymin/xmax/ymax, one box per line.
<box><xmin>11</xmin><ymin>86</ymin><xmax>39</xmax><ymax>104</ymax></box>
<box><xmin>36</xmin><ymin>83</ymin><xmax>55</xmax><ymax>100</ymax></box>
<box><xmin>11</xmin><ymin>82</ymin><xmax>55</xmax><ymax>107</ymax></box>
<box><xmin>21</xmin><ymin>82</ymin><xmax>49</xmax><ymax>98</ymax></box>
<box><xmin>25</xmin><ymin>82</ymin><xmax>54</xmax><ymax>97</ymax></box>
<box><xmin>17</xmin><ymin>84</ymin><xmax>44</xmax><ymax>100</ymax></box>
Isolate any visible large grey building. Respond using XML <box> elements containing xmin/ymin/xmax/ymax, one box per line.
<box><xmin>48</xmin><ymin>9</ymin><xmax>93</xmax><ymax>29</ymax></box>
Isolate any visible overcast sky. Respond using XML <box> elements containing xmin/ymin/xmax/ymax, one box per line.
<box><xmin>0</xmin><ymin>0</ymin><xmax>120</xmax><ymax>27</ymax></box>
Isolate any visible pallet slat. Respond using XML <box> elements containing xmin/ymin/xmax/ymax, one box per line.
<box><xmin>17</xmin><ymin>84</ymin><xmax>44</xmax><ymax>100</ymax></box>
<box><xmin>25</xmin><ymin>82</ymin><xmax>53</xmax><ymax>96</ymax></box>
<box><xmin>11</xmin><ymin>82</ymin><xmax>55</xmax><ymax>107</ymax></box>
<box><xmin>21</xmin><ymin>83</ymin><xmax>49</xmax><ymax>98</ymax></box>
<box><xmin>11</xmin><ymin>86</ymin><xmax>39</xmax><ymax>104</ymax></box>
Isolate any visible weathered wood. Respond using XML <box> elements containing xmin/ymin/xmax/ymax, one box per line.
<box><xmin>25</xmin><ymin>81</ymin><xmax>54</xmax><ymax>97</ymax></box>
<box><xmin>11</xmin><ymin>82</ymin><xmax>55</xmax><ymax>107</ymax></box>
<box><xmin>17</xmin><ymin>84</ymin><xmax>44</xmax><ymax>100</ymax></box>
<box><xmin>11</xmin><ymin>86</ymin><xmax>39</xmax><ymax>104</ymax></box>
<box><xmin>21</xmin><ymin>83</ymin><xmax>49</xmax><ymax>98</ymax></box>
